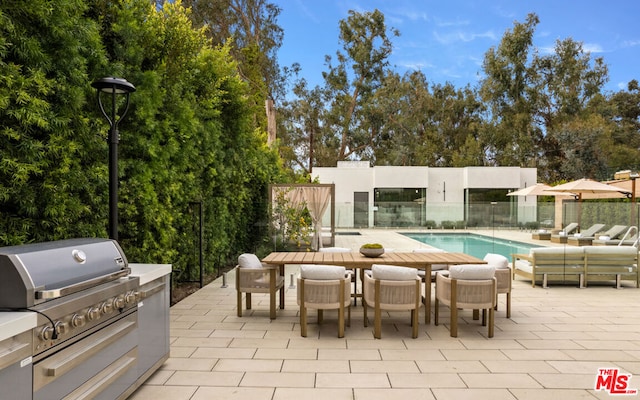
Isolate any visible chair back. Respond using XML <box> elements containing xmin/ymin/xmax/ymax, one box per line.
<box><xmin>297</xmin><ymin>265</ymin><xmax>351</xmax><ymax>309</ymax></box>
<box><xmin>437</xmin><ymin>264</ymin><xmax>496</xmax><ymax>309</ymax></box>
<box><xmin>363</xmin><ymin>265</ymin><xmax>421</xmax><ymax>310</ymax></box>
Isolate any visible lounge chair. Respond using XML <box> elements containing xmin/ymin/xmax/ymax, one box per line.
<box><xmin>565</xmin><ymin>223</ymin><xmax>608</xmax><ymax>246</ymax></box>
<box><xmin>593</xmin><ymin>226</ymin><xmax>638</xmax><ymax>246</ymax></box>
<box><xmin>549</xmin><ymin>222</ymin><xmax>579</xmax><ymax>243</ymax></box>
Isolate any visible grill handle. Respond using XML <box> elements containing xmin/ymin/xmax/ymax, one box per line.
<box><xmin>35</xmin><ymin>268</ymin><xmax>131</xmax><ymax>300</ymax></box>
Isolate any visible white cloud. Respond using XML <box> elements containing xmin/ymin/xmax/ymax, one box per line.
<box><xmin>621</xmin><ymin>39</ymin><xmax>640</xmax><ymax>48</ymax></box>
<box><xmin>434</xmin><ymin>17</ymin><xmax>470</xmax><ymax>28</ymax></box>
<box><xmin>397</xmin><ymin>60</ymin><xmax>435</xmax><ymax>70</ymax></box>
<box><xmin>583</xmin><ymin>43</ymin><xmax>604</xmax><ymax>53</ymax></box>
<box><xmin>433</xmin><ymin>30</ymin><xmax>498</xmax><ymax>45</ymax></box>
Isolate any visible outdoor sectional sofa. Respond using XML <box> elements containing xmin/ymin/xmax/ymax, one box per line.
<box><xmin>512</xmin><ymin>246</ymin><xmax>638</xmax><ymax>289</ymax></box>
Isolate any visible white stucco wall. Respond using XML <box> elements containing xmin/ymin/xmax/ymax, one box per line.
<box><xmin>312</xmin><ymin>162</ymin><xmax>538</xmax><ymax>228</ymax></box>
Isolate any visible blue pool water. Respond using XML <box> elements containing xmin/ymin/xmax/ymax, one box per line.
<box><xmin>403</xmin><ymin>232</ymin><xmax>540</xmax><ymax>260</ymax></box>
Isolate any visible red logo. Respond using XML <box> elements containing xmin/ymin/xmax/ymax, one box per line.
<box><xmin>595</xmin><ymin>368</ymin><xmax>638</xmax><ymax>395</ymax></box>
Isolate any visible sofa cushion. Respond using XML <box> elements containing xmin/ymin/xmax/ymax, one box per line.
<box><xmin>238</xmin><ymin>253</ymin><xmax>263</xmax><ymax>268</ymax></box>
<box><xmin>483</xmin><ymin>253</ymin><xmax>509</xmax><ymax>269</ymax></box>
<box><xmin>584</xmin><ymin>246</ymin><xmax>637</xmax><ymax>256</ymax></box>
<box><xmin>371</xmin><ymin>264</ymin><xmax>418</xmax><ymax>281</ymax></box>
<box><xmin>530</xmin><ymin>247</ymin><xmax>584</xmax><ymax>256</ymax></box>
<box><xmin>300</xmin><ymin>264</ymin><xmax>347</xmax><ymax>280</ymax></box>
<box><xmin>449</xmin><ymin>264</ymin><xmax>496</xmax><ymax>280</ymax></box>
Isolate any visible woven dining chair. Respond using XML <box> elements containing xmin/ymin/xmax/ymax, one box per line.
<box><xmin>235</xmin><ymin>253</ymin><xmax>285</xmax><ymax>320</ymax></box>
<box><xmin>297</xmin><ymin>264</ymin><xmax>352</xmax><ymax>337</ymax></box>
<box><xmin>435</xmin><ymin>264</ymin><xmax>497</xmax><ymax>338</ymax></box>
<box><xmin>363</xmin><ymin>264</ymin><xmax>421</xmax><ymax>339</ymax></box>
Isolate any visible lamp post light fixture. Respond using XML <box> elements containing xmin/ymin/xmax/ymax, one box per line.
<box><xmin>91</xmin><ymin>77</ymin><xmax>136</xmax><ymax>241</ymax></box>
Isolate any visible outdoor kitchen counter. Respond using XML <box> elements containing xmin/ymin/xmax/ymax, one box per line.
<box><xmin>0</xmin><ymin>312</ymin><xmax>36</xmax><ymax>342</ymax></box>
<box><xmin>129</xmin><ymin>263</ymin><xmax>172</xmax><ymax>285</ymax></box>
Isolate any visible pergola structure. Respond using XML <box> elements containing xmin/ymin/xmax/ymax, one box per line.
<box><xmin>269</xmin><ymin>183</ymin><xmax>336</xmax><ymax>250</ymax></box>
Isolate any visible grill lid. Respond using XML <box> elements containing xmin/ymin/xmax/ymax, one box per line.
<box><xmin>0</xmin><ymin>238</ymin><xmax>129</xmax><ymax>308</ymax></box>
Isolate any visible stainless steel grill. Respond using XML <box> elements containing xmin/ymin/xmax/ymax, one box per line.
<box><xmin>0</xmin><ymin>238</ymin><xmax>142</xmax><ymax>400</ymax></box>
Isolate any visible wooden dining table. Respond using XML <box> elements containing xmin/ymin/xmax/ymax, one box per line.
<box><xmin>262</xmin><ymin>251</ymin><xmax>485</xmax><ymax>324</ymax></box>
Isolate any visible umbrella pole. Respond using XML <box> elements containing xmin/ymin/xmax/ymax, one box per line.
<box><xmin>577</xmin><ymin>193</ymin><xmax>582</xmax><ymax>232</ymax></box>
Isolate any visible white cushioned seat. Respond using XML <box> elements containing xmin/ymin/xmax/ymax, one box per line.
<box><xmin>483</xmin><ymin>253</ymin><xmax>509</xmax><ymax>269</ymax></box>
<box><xmin>319</xmin><ymin>247</ymin><xmax>351</xmax><ymax>253</ymax></box>
<box><xmin>449</xmin><ymin>264</ymin><xmax>496</xmax><ymax>280</ymax></box>
<box><xmin>413</xmin><ymin>248</ymin><xmax>448</xmax><ymax>271</ymax></box>
<box><xmin>371</xmin><ymin>264</ymin><xmax>418</xmax><ymax>281</ymax></box>
<box><xmin>238</xmin><ymin>253</ymin><xmax>264</xmax><ymax>268</ymax></box>
<box><xmin>300</xmin><ymin>264</ymin><xmax>347</xmax><ymax>280</ymax></box>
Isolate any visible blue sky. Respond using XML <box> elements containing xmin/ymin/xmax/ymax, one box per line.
<box><xmin>273</xmin><ymin>0</ymin><xmax>640</xmax><ymax>94</ymax></box>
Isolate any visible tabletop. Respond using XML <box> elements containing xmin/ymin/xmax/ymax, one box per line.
<box><xmin>262</xmin><ymin>251</ymin><xmax>483</xmax><ymax>267</ymax></box>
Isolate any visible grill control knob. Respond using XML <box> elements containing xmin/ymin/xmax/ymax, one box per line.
<box><xmin>100</xmin><ymin>299</ymin><xmax>114</xmax><ymax>314</ymax></box>
<box><xmin>125</xmin><ymin>291</ymin><xmax>137</xmax><ymax>304</ymax></box>
<box><xmin>114</xmin><ymin>296</ymin><xmax>125</xmax><ymax>310</ymax></box>
<box><xmin>87</xmin><ymin>307</ymin><xmax>100</xmax><ymax>321</ymax></box>
<box><xmin>71</xmin><ymin>313</ymin><xmax>85</xmax><ymax>328</ymax></box>
<box><xmin>54</xmin><ymin>321</ymin><xmax>67</xmax><ymax>336</ymax></box>
<box><xmin>39</xmin><ymin>326</ymin><xmax>54</xmax><ymax>341</ymax></box>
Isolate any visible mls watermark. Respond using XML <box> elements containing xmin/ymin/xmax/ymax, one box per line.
<box><xmin>595</xmin><ymin>368</ymin><xmax>638</xmax><ymax>396</ymax></box>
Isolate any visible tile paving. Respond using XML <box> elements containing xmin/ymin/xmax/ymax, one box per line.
<box><xmin>130</xmin><ymin>229</ymin><xmax>640</xmax><ymax>400</ymax></box>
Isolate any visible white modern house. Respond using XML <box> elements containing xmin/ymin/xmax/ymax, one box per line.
<box><xmin>312</xmin><ymin>161</ymin><xmax>538</xmax><ymax>228</ymax></box>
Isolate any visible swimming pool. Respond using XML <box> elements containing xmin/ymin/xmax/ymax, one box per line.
<box><xmin>403</xmin><ymin>232</ymin><xmax>541</xmax><ymax>260</ymax></box>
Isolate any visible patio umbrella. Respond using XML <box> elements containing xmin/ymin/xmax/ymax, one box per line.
<box><xmin>507</xmin><ymin>183</ymin><xmax>573</xmax><ymax>197</ymax></box>
<box><xmin>545</xmin><ymin>178</ymin><xmax>632</xmax><ymax>229</ymax></box>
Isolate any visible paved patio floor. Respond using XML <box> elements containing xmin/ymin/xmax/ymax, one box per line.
<box><xmin>129</xmin><ymin>229</ymin><xmax>640</xmax><ymax>400</ymax></box>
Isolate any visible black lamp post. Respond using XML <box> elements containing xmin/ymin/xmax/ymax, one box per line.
<box><xmin>91</xmin><ymin>77</ymin><xmax>136</xmax><ymax>241</ymax></box>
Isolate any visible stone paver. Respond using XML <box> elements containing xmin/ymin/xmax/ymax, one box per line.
<box><xmin>129</xmin><ymin>229</ymin><xmax>640</xmax><ymax>400</ymax></box>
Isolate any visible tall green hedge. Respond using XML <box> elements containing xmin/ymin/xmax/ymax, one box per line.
<box><xmin>0</xmin><ymin>0</ymin><xmax>284</xmax><ymax>277</ymax></box>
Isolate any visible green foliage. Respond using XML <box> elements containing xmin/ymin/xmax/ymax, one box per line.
<box><xmin>361</xmin><ymin>243</ymin><xmax>383</xmax><ymax>249</ymax></box>
<box><xmin>0</xmin><ymin>0</ymin><xmax>108</xmax><ymax>244</ymax></box>
<box><xmin>0</xmin><ymin>0</ymin><xmax>285</xmax><ymax>281</ymax></box>
<box><xmin>271</xmin><ymin>188</ymin><xmax>312</xmax><ymax>249</ymax></box>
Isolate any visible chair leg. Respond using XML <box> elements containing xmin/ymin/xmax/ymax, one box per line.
<box><xmin>434</xmin><ymin>298</ymin><xmax>439</xmax><ymax>325</ymax></box>
<box><xmin>363</xmin><ymin>299</ymin><xmax>368</xmax><ymax>327</ymax></box>
<box><xmin>374</xmin><ymin>305</ymin><xmax>382</xmax><ymax>339</ymax></box>
<box><xmin>450</xmin><ymin>280</ymin><xmax>457</xmax><ymax>337</ymax></box>
<box><xmin>411</xmin><ymin>309</ymin><xmax>419</xmax><ymax>338</ymax></box>
<box><xmin>246</xmin><ymin>293</ymin><xmax>252</xmax><ymax>310</ymax></box>
<box><xmin>317</xmin><ymin>309</ymin><xmax>324</xmax><ymax>324</ymax></box>
<box><xmin>506</xmin><ymin>292</ymin><xmax>511</xmax><ymax>318</ymax></box>
<box><xmin>450</xmin><ymin>305</ymin><xmax>458</xmax><ymax>337</ymax></box>
<box><xmin>374</xmin><ymin>280</ymin><xmax>382</xmax><ymax>339</ymax></box>
<box><xmin>473</xmin><ymin>309</ymin><xmax>479</xmax><ymax>320</ymax></box>
<box><xmin>481</xmin><ymin>309</ymin><xmax>487</xmax><ymax>326</ymax></box>
<box><xmin>347</xmin><ymin>305</ymin><xmax>351</xmax><ymax>327</ymax></box>
<box><xmin>236</xmin><ymin>289</ymin><xmax>243</xmax><ymax>317</ymax></box>
<box><xmin>488</xmin><ymin>307</ymin><xmax>495</xmax><ymax>338</ymax></box>
<box><xmin>338</xmin><ymin>305</ymin><xmax>344</xmax><ymax>338</ymax></box>
<box><xmin>269</xmin><ymin>291</ymin><xmax>276</xmax><ymax>320</ymax></box>
<box><xmin>300</xmin><ymin>306</ymin><xmax>308</xmax><ymax>337</ymax></box>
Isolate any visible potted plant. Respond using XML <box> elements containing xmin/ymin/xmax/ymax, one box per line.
<box><xmin>359</xmin><ymin>243</ymin><xmax>384</xmax><ymax>258</ymax></box>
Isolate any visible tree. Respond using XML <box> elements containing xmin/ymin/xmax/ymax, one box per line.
<box><xmin>480</xmin><ymin>13</ymin><xmax>540</xmax><ymax>167</ymax></box>
<box><xmin>371</xmin><ymin>71</ymin><xmax>486</xmax><ymax>167</ymax></box>
<box><xmin>182</xmin><ymin>0</ymin><xmax>285</xmax><ymax>103</ymax></box>
<box><xmin>607</xmin><ymin>80</ymin><xmax>640</xmax><ymax>172</ymax></box>
<box><xmin>0</xmin><ymin>0</ymin><xmax>107</xmax><ymax>244</ymax></box>
<box><xmin>321</xmin><ymin>9</ymin><xmax>399</xmax><ymax>163</ymax></box>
